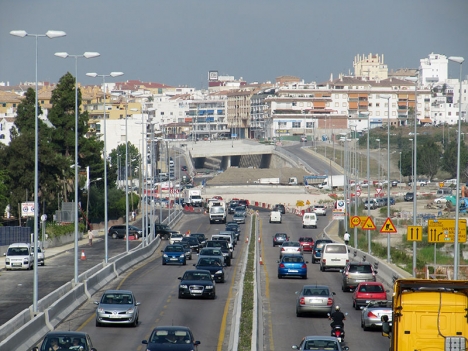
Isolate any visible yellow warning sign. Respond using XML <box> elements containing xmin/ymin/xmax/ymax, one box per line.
<box><xmin>296</xmin><ymin>200</ymin><xmax>305</xmax><ymax>207</ymax></box>
<box><xmin>362</xmin><ymin>217</ymin><xmax>376</xmax><ymax>230</ymax></box>
<box><xmin>350</xmin><ymin>216</ymin><xmax>361</xmax><ymax>227</ymax></box>
<box><xmin>380</xmin><ymin>217</ymin><xmax>397</xmax><ymax>233</ymax></box>
<box><xmin>306</xmin><ymin>200</ymin><xmax>311</xmax><ymax>205</ymax></box>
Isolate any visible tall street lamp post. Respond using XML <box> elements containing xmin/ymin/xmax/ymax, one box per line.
<box><xmin>381</xmin><ymin>94</ymin><xmax>392</xmax><ymax>262</ymax></box>
<box><xmin>55</xmin><ymin>51</ymin><xmax>100</xmax><ymax>283</ymax></box>
<box><xmin>448</xmin><ymin>56</ymin><xmax>464</xmax><ymax>280</ymax></box>
<box><xmin>399</xmin><ymin>152</ymin><xmax>402</xmax><ymax>184</ymax></box>
<box><xmin>10</xmin><ymin>29</ymin><xmax>66</xmax><ymax>314</ymax></box>
<box><xmin>361</xmin><ymin>111</ymin><xmax>371</xmax><ymax>253</ymax></box>
<box><xmin>86</xmin><ymin>177</ymin><xmax>102</xmax><ymax>228</ymax></box>
<box><xmin>86</xmin><ymin>72</ymin><xmax>124</xmax><ymax>263</ymax></box>
<box><xmin>375</xmin><ymin>139</ymin><xmax>381</xmax><ymax>185</ymax></box>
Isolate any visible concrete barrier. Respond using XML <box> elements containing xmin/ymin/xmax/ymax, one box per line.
<box><xmin>0</xmin><ymin>308</ymin><xmax>31</xmax><ymax>342</ymax></box>
<box><xmin>47</xmin><ymin>284</ymin><xmax>87</xmax><ymax>326</ymax></box>
<box><xmin>1</xmin><ymin>312</ymin><xmax>49</xmax><ymax>351</ymax></box>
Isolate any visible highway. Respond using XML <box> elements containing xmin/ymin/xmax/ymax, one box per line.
<box><xmin>41</xmin><ymin>209</ymin><xmax>390</xmax><ymax>351</ymax></box>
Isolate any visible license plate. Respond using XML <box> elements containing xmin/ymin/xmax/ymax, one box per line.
<box><xmin>309</xmin><ymin>299</ymin><xmax>323</xmax><ymax>303</ymax></box>
<box><xmin>12</xmin><ymin>263</ymin><xmax>21</xmax><ymax>267</ymax></box>
<box><xmin>170</xmin><ymin>258</ymin><xmax>178</xmax><ymax>261</ymax></box>
<box><xmin>288</xmin><ymin>269</ymin><xmax>298</xmax><ymax>272</ymax></box>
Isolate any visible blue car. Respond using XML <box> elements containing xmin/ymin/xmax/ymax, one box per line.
<box><xmin>278</xmin><ymin>254</ymin><xmax>308</xmax><ymax>279</ymax></box>
<box><xmin>161</xmin><ymin>244</ymin><xmax>187</xmax><ymax>265</ymax></box>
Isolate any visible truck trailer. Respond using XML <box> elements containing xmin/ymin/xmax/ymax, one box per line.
<box><xmin>183</xmin><ymin>188</ymin><xmax>203</xmax><ymax>207</ymax></box>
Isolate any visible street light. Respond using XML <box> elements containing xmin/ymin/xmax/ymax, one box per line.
<box><xmin>86</xmin><ymin>177</ymin><xmax>102</xmax><ymax>227</ymax></box>
<box><xmin>10</xmin><ymin>29</ymin><xmax>66</xmax><ymax>314</ymax></box>
<box><xmin>381</xmin><ymin>94</ymin><xmax>392</xmax><ymax>263</ymax></box>
<box><xmin>86</xmin><ymin>71</ymin><xmax>124</xmax><ymax>263</ymax></box>
<box><xmin>448</xmin><ymin>56</ymin><xmax>464</xmax><ymax>280</ymax></box>
<box><xmin>55</xmin><ymin>51</ymin><xmax>99</xmax><ymax>283</ymax></box>
<box><xmin>399</xmin><ymin>152</ymin><xmax>402</xmax><ymax>184</ymax></box>
<box><xmin>375</xmin><ymin>139</ymin><xmax>381</xmax><ymax>185</ymax></box>
<box><xmin>360</xmin><ymin>111</ymin><xmax>372</xmax><ymax>253</ymax></box>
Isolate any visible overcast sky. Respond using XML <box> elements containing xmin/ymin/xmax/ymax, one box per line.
<box><xmin>1</xmin><ymin>0</ymin><xmax>467</xmax><ymax>89</ymax></box>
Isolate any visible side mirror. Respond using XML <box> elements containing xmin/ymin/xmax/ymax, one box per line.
<box><xmin>93</xmin><ymin>301</ymin><xmax>99</xmax><ymax>305</ymax></box>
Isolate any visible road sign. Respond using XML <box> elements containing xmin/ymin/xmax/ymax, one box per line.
<box><xmin>356</xmin><ymin>190</ymin><xmax>361</xmax><ymax>197</ymax></box>
<box><xmin>356</xmin><ymin>185</ymin><xmax>361</xmax><ymax>192</ymax></box>
<box><xmin>350</xmin><ymin>216</ymin><xmax>368</xmax><ymax>229</ymax></box>
<box><xmin>362</xmin><ymin>216</ymin><xmax>376</xmax><ymax>230</ymax></box>
<box><xmin>350</xmin><ymin>216</ymin><xmax>361</xmax><ymax>227</ymax></box>
<box><xmin>407</xmin><ymin>225</ymin><xmax>423</xmax><ymax>241</ymax></box>
<box><xmin>376</xmin><ymin>188</ymin><xmax>382</xmax><ymax>195</ymax></box>
<box><xmin>428</xmin><ymin>219</ymin><xmax>467</xmax><ymax>243</ymax></box>
<box><xmin>439</xmin><ymin>182</ymin><xmax>444</xmax><ymax>188</ymax></box>
<box><xmin>380</xmin><ymin>217</ymin><xmax>397</xmax><ymax>233</ymax></box>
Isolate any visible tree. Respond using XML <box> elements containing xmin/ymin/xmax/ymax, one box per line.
<box><xmin>442</xmin><ymin>140</ymin><xmax>468</xmax><ymax>179</ymax></box>
<box><xmin>109</xmin><ymin>142</ymin><xmax>141</xmax><ymax>187</ymax></box>
<box><xmin>417</xmin><ymin>141</ymin><xmax>442</xmax><ymax>180</ymax></box>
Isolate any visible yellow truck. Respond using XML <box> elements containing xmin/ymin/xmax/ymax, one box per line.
<box><xmin>382</xmin><ymin>279</ymin><xmax>468</xmax><ymax>350</ymax></box>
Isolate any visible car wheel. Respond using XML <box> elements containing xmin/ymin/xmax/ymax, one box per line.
<box><xmin>296</xmin><ymin>309</ymin><xmax>302</xmax><ymax>317</ymax></box>
<box><xmin>96</xmin><ymin>320</ymin><xmax>101</xmax><ymax>327</ymax></box>
<box><xmin>162</xmin><ymin>260</ymin><xmax>166</xmax><ymax>265</ymax></box>
<box><xmin>341</xmin><ymin>285</ymin><xmax>345</xmax><ymax>292</ymax></box>
<box><xmin>183</xmin><ymin>259</ymin><xmax>187</xmax><ymax>266</ymax></box>
<box><xmin>112</xmin><ymin>233</ymin><xmax>118</xmax><ymax>239</ymax></box>
<box><xmin>133</xmin><ymin>317</ymin><xmax>138</xmax><ymax>327</ymax></box>
<box><xmin>302</xmin><ymin>275</ymin><xmax>307</xmax><ymax>279</ymax></box>
<box><xmin>278</xmin><ymin>274</ymin><xmax>282</xmax><ymax>279</ymax></box>
<box><xmin>302</xmin><ymin>225</ymin><xmax>305</xmax><ymax>228</ymax></box>
<box><xmin>178</xmin><ymin>293</ymin><xmax>183</xmax><ymax>299</ymax></box>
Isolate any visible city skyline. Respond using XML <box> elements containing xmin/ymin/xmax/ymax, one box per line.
<box><xmin>1</xmin><ymin>0</ymin><xmax>468</xmax><ymax>89</ymax></box>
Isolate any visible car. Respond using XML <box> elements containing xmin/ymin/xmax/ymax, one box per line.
<box><xmin>295</xmin><ymin>285</ymin><xmax>336</xmax><ymax>317</ymax></box>
<box><xmin>273</xmin><ymin>233</ymin><xmax>289</xmax><ymax>247</ymax></box>
<box><xmin>152</xmin><ymin>223</ymin><xmax>179</xmax><ymax>240</ymax></box>
<box><xmin>225</xmin><ymin>222</ymin><xmax>241</xmax><ymax>240</ymax></box>
<box><xmin>178</xmin><ymin>269</ymin><xmax>216</xmax><ymax>299</ymax></box>
<box><xmin>108</xmin><ymin>225</ymin><xmax>142</xmax><ymax>239</ymax></box>
<box><xmin>364</xmin><ymin>198</ymin><xmax>378</xmax><ymax>209</ymax></box>
<box><xmin>376</xmin><ymin>198</ymin><xmax>386</xmax><ymax>207</ymax></box>
<box><xmin>234</xmin><ymin>205</ymin><xmax>247</xmax><ymax>216</ymax></box>
<box><xmin>142</xmin><ymin>325</ymin><xmax>200</xmax><ymax>351</ymax></box>
<box><xmin>169</xmin><ymin>232</ymin><xmax>184</xmax><ymax>244</ymax></box>
<box><xmin>161</xmin><ymin>244</ymin><xmax>187</xmax><ymax>265</ymax></box>
<box><xmin>33</xmin><ymin>246</ymin><xmax>45</xmax><ymax>266</ymax></box>
<box><xmin>218</xmin><ymin>230</ymin><xmax>237</xmax><ymax>246</ymax></box>
<box><xmin>341</xmin><ymin>261</ymin><xmax>377</xmax><ymax>292</ymax></box>
<box><xmin>434</xmin><ymin>196</ymin><xmax>448</xmax><ymax>204</ymax></box>
<box><xmin>238</xmin><ymin>199</ymin><xmax>249</xmax><ymax>207</ymax></box>
<box><xmin>292</xmin><ymin>335</ymin><xmax>348</xmax><ymax>351</ymax></box>
<box><xmin>33</xmin><ymin>331</ymin><xmax>97</xmax><ymax>351</ymax></box>
<box><xmin>180</xmin><ymin>236</ymin><xmax>201</xmax><ymax>253</ymax></box>
<box><xmin>277</xmin><ymin>254</ymin><xmax>308</xmax><ymax>279</ymax></box>
<box><xmin>228</xmin><ymin>200</ymin><xmax>239</xmax><ymax>214</ymax></box>
<box><xmin>311</xmin><ymin>239</ymin><xmax>333</xmax><ymax>263</ymax></box>
<box><xmin>189</xmin><ymin>233</ymin><xmax>208</xmax><ymax>247</ymax></box>
<box><xmin>383</xmin><ymin>197</ymin><xmax>396</xmax><ymax>206</ymax></box>
<box><xmin>312</xmin><ymin>205</ymin><xmax>327</xmax><ymax>216</ymax></box>
<box><xmin>352</xmin><ymin>282</ymin><xmax>388</xmax><ymax>310</ymax></box>
<box><xmin>404</xmin><ymin>192</ymin><xmax>414</xmax><ymax>201</ymax></box>
<box><xmin>298</xmin><ymin>237</ymin><xmax>314</xmax><ymax>252</ymax></box>
<box><xmin>269</xmin><ymin>210</ymin><xmax>282</xmax><ymax>223</ymax></box>
<box><xmin>197</xmin><ymin>247</ymin><xmax>225</xmax><ymax>265</ymax></box>
<box><xmin>232</xmin><ymin>212</ymin><xmax>246</xmax><ymax>224</ymax></box>
<box><xmin>301</xmin><ymin>136</ymin><xmax>307</xmax><ymax>142</ymax></box>
<box><xmin>361</xmin><ymin>300</ymin><xmax>393</xmax><ymax>331</ymax></box>
<box><xmin>179</xmin><ymin>241</ymin><xmax>192</xmax><ymax>260</ymax></box>
<box><xmin>279</xmin><ymin>241</ymin><xmax>303</xmax><ymax>258</ymax></box>
<box><xmin>181</xmin><ymin>165</ymin><xmax>188</xmax><ymax>171</ymax></box>
<box><xmin>205</xmin><ymin>240</ymin><xmax>232</xmax><ymax>264</ymax></box>
<box><xmin>391</xmin><ymin>180</ymin><xmax>400</xmax><ymax>187</ymax></box>
<box><xmin>194</xmin><ymin>256</ymin><xmax>226</xmax><ymax>283</ymax></box>
<box><xmin>94</xmin><ymin>289</ymin><xmax>140</xmax><ymax>327</ymax></box>
<box><xmin>272</xmin><ymin>204</ymin><xmax>286</xmax><ymax>214</ymax></box>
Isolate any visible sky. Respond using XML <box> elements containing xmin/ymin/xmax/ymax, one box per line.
<box><xmin>1</xmin><ymin>0</ymin><xmax>468</xmax><ymax>90</ymax></box>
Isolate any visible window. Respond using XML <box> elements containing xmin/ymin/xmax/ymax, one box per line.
<box><xmin>306</xmin><ymin>122</ymin><xmax>314</xmax><ymax>128</ymax></box>
<box><xmin>292</xmin><ymin>122</ymin><xmax>301</xmax><ymax>128</ymax></box>
<box><xmin>376</xmin><ymin>103</ymin><xmax>380</xmax><ymax>107</ymax></box>
<box><xmin>342</xmin><ymin>102</ymin><xmax>347</xmax><ymax>107</ymax></box>
<box><xmin>335</xmin><ymin>102</ymin><xmax>339</xmax><ymax>107</ymax></box>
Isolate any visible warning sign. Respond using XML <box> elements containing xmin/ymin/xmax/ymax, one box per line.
<box><xmin>380</xmin><ymin>217</ymin><xmax>397</xmax><ymax>233</ymax></box>
<box><xmin>362</xmin><ymin>217</ymin><xmax>376</xmax><ymax>230</ymax></box>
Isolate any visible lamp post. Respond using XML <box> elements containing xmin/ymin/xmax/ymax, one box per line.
<box><xmin>381</xmin><ymin>94</ymin><xmax>392</xmax><ymax>262</ymax></box>
<box><xmin>409</xmin><ymin>138</ymin><xmax>414</xmax><ymax>182</ymax></box>
<box><xmin>399</xmin><ymin>152</ymin><xmax>402</xmax><ymax>184</ymax></box>
<box><xmin>86</xmin><ymin>71</ymin><xmax>124</xmax><ymax>263</ymax></box>
<box><xmin>375</xmin><ymin>139</ymin><xmax>381</xmax><ymax>185</ymax></box>
<box><xmin>10</xmin><ymin>29</ymin><xmax>66</xmax><ymax>314</ymax></box>
<box><xmin>86</xmin><ymin>177</ymin><xmax>102</xmax><ymax>228</ymax></box>
<box><xmin>448</xmin><ymin>56</ymin><xmax>464</xmax><ymax>280</ymax></box>
<box><xmin>361</xmin><ymin>111</ymin><xmax>372</xmax><ymax>253</ymax></box>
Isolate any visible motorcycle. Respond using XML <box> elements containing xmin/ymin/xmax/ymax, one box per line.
<box><xmin>327</xmin><ymin>312</ymin><xmax>348</xmax><ymax>342</ymax></box>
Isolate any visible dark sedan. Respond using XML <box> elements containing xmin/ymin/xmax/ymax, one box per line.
<box><xmin>33</xmin><ymin>331</ymin><xmax>97</xmax><ymax>351</ymax></box>
<box><xmin>194</xmin><ymin>257</ymin><xmax>226</xmax><ymax>283</ymax></box>
<box><xmin>142</xmin><ymin>325</ymin><xmax>200</xmax><ymax>351</ymax></box>
<box><xmin>180</xmin><ymin>236</ymin><xmax>201</xmax><ymax>253</ymax></box>
<box><xmin>178</xmin><ymin>269</ymin><xmax>216</xmax><ymax>299</ymax></box>
<box><xmin>273</xmin><ymin>233</ymin><xmax>289</xmax><ymax>247</ymax></box>
<box><xmin>189</xmin><ymin>233</ymin><xmax>207</xmax><ymax>247</ymax></box>
<box><xmin>199</xmin><ymin>246</ymin><xmax>231</xmax><ymax>266</ymax></box>
<box><xmin>225</xmin><ymin>222</ymin><xmax>241</xmax><ymax>239</ymax></box>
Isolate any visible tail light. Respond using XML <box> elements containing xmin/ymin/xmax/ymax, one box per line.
<box><xmin>279</xmin><ymin>263</ymin><xmax>285</xmax><ymax>268</ymax></box>
<box><xmin>322</xmin><ymin>259</ymin><xmax>326</xmax><ymax>264</ymax></box>
<box><xmin>299</xmin><ymin>297</ymin><xmax>305</xmax><ymax>305</ymax></box>
<box><xmin>301</xmin><ymin>264</ymin><xmax>307</xmax><ymax>269</ymax></box>
<box><xmin>327</xmin><ymin>298</ymin><xmax>333</xmax><ymax>306</ymax></box>
<box><xmin>281</xmin><ymin>248</ymin><xmax>285</xmax><ymax>251</ymax></box>
<box><xmin>297</xmin><ymin>248</ymin><xmax>301</xmax><ymax>252</ymax></box>
<box><xmin>346</xmin><ymin>259</ymin><xmax>349</xmax><ymax>264</ymax></box>
<box><xmin>367</xmin><ymin>311</ymin><xmax>378</xmax><ymax>318</ymax></box>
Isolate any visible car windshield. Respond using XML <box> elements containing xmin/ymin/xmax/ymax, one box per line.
<box><xmin>282</xmin><ymin>256</ymin><xmax>304</xmax><ymax>263</ymax></box>
<box><xmin>101</xmin><ymin>293</ymin><xmax>133</xmax><ymax>304</ymax></box>
<box><xmin>349</xmin><ymin>264</ymin><xmax>373</xmax><ymax>273</ymax></box>
<box><xmin>165</xmin><ymin>246</ymin><xmax>183</xmax><ymax>252</ymax></box>
<box><xmin>304</xmin><ymin>339</ymin><xmax>338</xmax><ymax>350</ymax></box>
<box><xmin>200</xmin><ymin>249</ymin><xmax>221</xmax><ymax>255</ymax></box>
<box><xmin>42</xmin><ymin>335</ymin><xmax>89</xmax><ymax>351</ymax></box>
<box><xmin>299</xmin><ymin>237</ymin><xmax>313</xmax><ymax>242</ymax></box>
<box><xmin>183</xmin><ymin>272</ymin><xmax>212</xmax><ymax>281</ymax></box>
<box><xmin>283</xmin><ymin>242</ymin><xmax>299</xmax><ymax>247</ymax></box>
<box><xmin>171</xmin><ymin>233</ymin><xmax>183</xmax><ymax>238</ymax></box>
<box><xmin>150</xmin><ymin>329</ymin><xmax>191</xmax><ymax>344</ymax></box>
<box><xmin>369</xmin><ymin>301</ymin><xmax>392</xmax><ymax>308</ymax></box>
<box><xmin>197</xmin><ymin>258</ymin><xmax>222</xmax><ymax>266</ymax></box>
<box><xmin>360</xmin><ymin>284</ymin><xmax>384</xmax><ymax>293</ymax></box>
<box><xmin>7</xmin><ymin>247</ymin><xmax>29</xmax><ymax>256</ymax></box>
<box><xmin>303</xmin><ymin>288</ymin><xmax>329</xmax><ymax>296</ymax></box>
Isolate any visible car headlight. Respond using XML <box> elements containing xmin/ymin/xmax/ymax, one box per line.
<box><xmin>180</xmin><ymin>254</ymin><xmax>185</xmax><ymax>258</ymax></box>
<box><xmin>5</xmin><ymin>258</ymin><xmax>9</xmax><ymax>264</ymax></box>
<box><xmin>97</xmin><ymin>307</ymin><xmax>104</xmax><ymax>313</ymax></box>
<box><xmin>180</xmin><ymin>285</ymin><xmax>188</xmax><ymax>289</ymax></box>
<box><xmin>205</xmin><ymin>285</ymin><xmax>214</xmax><ymax>289</ymax></box>
<box><xmin>215</xmin><ymin>270</ymin><xmax>223</xmax><ymax>274</ymax></box>
<box><xmin>163</xmin><ymin>254</ymin><xmax>168</xmax><ymax>258</ymax></box>
<box><xmin>126</xmin><ymin>308</ymin><xmax>135</xmax><ymax>313</ymax></box>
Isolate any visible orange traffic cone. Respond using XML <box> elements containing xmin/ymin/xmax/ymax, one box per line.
<box><xmin>245</xmin><ymin>237</ymin><xmax>249</xmax><ymax>243</ymax></box>
<box><xmin>259</xmin><ymin>256</ymin><xmax>263</xmax><ymax>265</ymax></box>
<box><xmin>80</xmin><ymin>250</ymin><xmax>86</xmax><ymax>261</ymax></box>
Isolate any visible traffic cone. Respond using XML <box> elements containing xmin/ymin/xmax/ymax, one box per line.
<box><xmin>245</xmin><ymin>237</ymin><xmax>249</xmax><ymax>243</ymax></box>
<box><xmin>259</xmin><ymin>256</ymin><xmax>263</xmax><ymax>265</ymax></box>
<box><xmin>80</xmin><ymin>250</ymin><xmax>86</xmax><ymax>261</ymax></box>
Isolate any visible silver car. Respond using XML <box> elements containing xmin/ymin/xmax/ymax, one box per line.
<box><xmin>292</xmin><ymin>335</ymin><xmax>348</xmax><ymax>351</ymax></box>
<box><xmin>279</xmin><ymin>241</ymin><xmax>302</xmax><ymax>258</ymax></box>
<box><xmin>232</xmin><ymin>212</ymin><xmax>246</xmax><ymax>224</ymax></box>
<box><xmin>295</xmin><ymin>285</ymin><xmax>336</xmax><ymax>317</ymax></box>
<box><xmin>95</xmin><ymin>289</ymin><xmax>140</xmax><ymax>327</ymax></box>
<box><xmin>361</xmin><ymin>300</ymin><xmax>393</xmax><ymax>330</ymax></box>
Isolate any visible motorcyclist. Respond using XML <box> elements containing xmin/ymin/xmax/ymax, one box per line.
<box><xmin>329</xmin><ymin>305</ymin><xmax>346</xmax><ymax>328</ymax></box>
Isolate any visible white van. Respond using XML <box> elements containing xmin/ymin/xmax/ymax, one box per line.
<box><xmin>320</xmin><ymin>243</ymin><xmax>349</xmax><ymax>272</ymax></box>
<box><xmin>302</xmin><ymin>213</ymin><xmax>317</xmax><ymax>228</ymax></box>
<box><xmin>4</xmin><ymin>243</ymin><xmax>33</xmax><ymax>270</ymax></box>
<box><xmin>269</xmin><ymin>210</ymin><xmax>282</xmax><ymax>224</ymax></box>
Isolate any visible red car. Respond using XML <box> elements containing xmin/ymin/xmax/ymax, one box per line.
<box><xmin>352</xmin><ymin>282</ymin><xmax>388</xmax><ymax>310</ymax></box>
<box><xmin>298</xmin><ymin>237</ymin><xmax>314</xmax><ymax>252</ymax></box>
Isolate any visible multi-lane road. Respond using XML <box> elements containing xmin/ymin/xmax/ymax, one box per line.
<box><xmin>38</xmin><ymin>209</ymin><xmax>390</xmax><ymax>351</ymax></box>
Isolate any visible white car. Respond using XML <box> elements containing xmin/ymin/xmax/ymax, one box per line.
<box><xmin>279</xmin><ymin>241</ymin><xmax>303</xmax><ymax>258</ymax></box>
<box><xmin>312</xmin><ymin>205</ymin><xmax>327</xmax><ymax>216</ymax></box>
<box><xmin>434</xmin><ymin>197</ymin><xmax>448</xmax><ymax>204</ymax></box>
<box><xmin>169</xmin><ymin>232</ymin><xmax>184</xmax><ymax>244</ymax></box>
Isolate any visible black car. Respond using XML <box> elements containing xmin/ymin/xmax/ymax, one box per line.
<box><xmin>228</xmin><ymin>200</ymin><xmax>239</xmax><ymax>214</ymax></box>
<box><xmin>273</xmin><ymin>233</ymin><xmax>289</xmax><ymax>247</ymax></box>
<box><xmin>179</xmin><ymin>241</ymin><xmax>193</xmax><ymax>260</ymax></box>
<box><xmin>189</xmin><ymin>233</ymin><xmax>208</xmax><ymax>247</ymax></box>
<box><xmin>180</xmin><ymin>236</ymin><xmax>201</xmax><ymax>253</ymax></box>
<box><xmin>181</xmin><ymin>165</ymin><xmax>188</xmax><ymax>171</ymax></box>
<box><xmin>33</xmin><ymin>331</ymin><xmax>97</xmax><ymax>351</ymax></box>
<box><xmin>194</xmin><ymin>257</ymin><xmax>226</xmax><ymax>283</ymax></box>
<box><xmin>142</xmin><ymin>325</ymin><xmax>200</xmax><ymax>351</ymax></box>
<box><xmin>178</xmin><ymin>269</ymin><xmax>216</xmax><ymax>299</ymax></box>
<box><xmin>404</xmin><ymin>192</ymin><xmax>414</xmax><ymax>202</ymax></box>
<box><xmin>225</xmin><ymin>222</ymin><xmax>241</xmax><ymax>240</ymax></box>
<box><xmin>312</xmin><ymin>239</ymin><xmax>333</xmax><ymax>263</ymax></box>
<box><xmin>273</xmin><ymin>204</ymin><xmax>286</xmax><ymax>214</ymax></box>
<box><xmin>152</xmin><ymin>223</ymin><xmax>179</xmax><ymax>240</ymax></box>
<box><xmin>205</xmin><ymin>240</ymin><xmax>232</xmax><ymax>264</ymax></box>
<box><xmin>108</xmin><ymin>225</ymin><xmax>142</xmax><ymax>239</ymax></box>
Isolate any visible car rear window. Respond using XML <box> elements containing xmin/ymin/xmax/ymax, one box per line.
<box><xmin>299</xmin><ymin>237</ymin><xmax>313</xmax><ymax>242</ymax></box>
<box><xmin>360</xmin><ymin>284</ymin><xmax>384</xmax><ymax>292</ymax></box>
<box><xmin>324</xmin><ymin>244</ymin><xmax>347</xmax><ymax>253</ymax></box>
<box><xmin>349</xmin><ymin>265</ymin><xmax>373</xmax><ymax>273</ymax></box>
<box><xmin>303</xmin><ymin>288</ymin><xmax>329</xmax><ymax>296</ymax></box>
